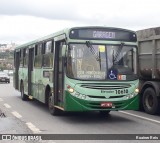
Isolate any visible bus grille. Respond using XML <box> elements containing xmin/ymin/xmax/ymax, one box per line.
<box><xmin>87</xmin><ymin>95</ymin><xmax>125</xmax><ymax>99</ymax></box>
<box><xmin>80</xmin><ymin>83</ymin><xmax>131</xmax><ymax>90</ymax></box>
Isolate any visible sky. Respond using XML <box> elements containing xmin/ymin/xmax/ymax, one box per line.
<box><xmin>0</xmin><ymin>0</ymin><xmax>160</xmax><ymax>44</ymax></box>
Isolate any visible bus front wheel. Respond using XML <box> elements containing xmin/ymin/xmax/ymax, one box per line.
<box><xmin>48</xmin><ymin>93</ymin><xmax>61</xmax><ymax>116</ymax></box>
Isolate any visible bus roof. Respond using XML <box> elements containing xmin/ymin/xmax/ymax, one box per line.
<box><xmin>15</xmin><ymin>26</ymin><xmax>136</xmax><ymax>49</ymax></box>
<box><xmin>15</xmin><ymin>28</ymin><xmax>69</xmax><ymax>49</ymax></box>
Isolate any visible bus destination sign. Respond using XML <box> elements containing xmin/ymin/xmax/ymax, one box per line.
<box><xmin>93</xmin><ymin>31</ymin><xmax>115</xmax><ymax>39</ymax></box>
<box><xmin>69</xmin><ymin>28</ymin><xmax>137</xmax><ymax>42</ymax></box>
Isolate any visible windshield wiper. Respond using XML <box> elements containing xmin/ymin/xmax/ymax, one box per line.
<box><xmin>113</xmin><ymin>42</ymin><xmax>124</xmax><ymax>64</ymax></box>
<box><xmin>86</xmin><ymin>41</ymin><xmax>99</xmax><ymax>61</ymax></box>
<box><xmin>112</xmin><ymin>50</ymin><xmax>115</xmax><ymax>65</ymax></box>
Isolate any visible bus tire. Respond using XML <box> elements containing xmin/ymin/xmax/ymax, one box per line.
<box><xmin>21</xmin><ymin>83</ymin><xmax>28</xmax><ymax>101</ymax></box>
<box><xmin>48</xmin><ymin>93</ymin><xmax>60</xmax><ymax>116</ymax></box>
<box><xmin>99</xmin><ymin>111</ymin><xmax>110</xmax><ymax>117</ymax></box>
<box><xmin>142</xmin><ymin>88</ymin><xmax>160</xmax><ymax>115</ymax></box>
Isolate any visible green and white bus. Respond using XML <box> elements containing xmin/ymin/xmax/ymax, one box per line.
<box><xmin>13</xmin><ymin>26</ymin><xmax>139</xmax><ymax>115</ymax></box>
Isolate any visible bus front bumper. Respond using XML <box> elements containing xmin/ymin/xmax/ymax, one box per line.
<box><xmin>64</xmin><ymin>91</ymin><xmax>139</xmax><ymax>112</ymax></box>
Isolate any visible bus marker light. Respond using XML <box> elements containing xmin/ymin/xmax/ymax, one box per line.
<box><xmin>101</xmin><ymin>102</ymin><xmax>112</xmax><ymax>107</ymax></box>
<box><xmin>67</xmin><ymin>85</ymin><xmax>71</xmax><ymax>89</ymax></box>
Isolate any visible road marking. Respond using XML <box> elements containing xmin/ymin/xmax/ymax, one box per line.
<box><xmin>26</xmin><ymin>122</ymin><xmax>41</xmax><ymax>133</ymax></box>
<box><xmin>119</xmin><ymin>111</ymin><xmax>160</xmax><ymax>124</ymax></box>
<box><xmin>12</xmin><ymin>111</ymin><xmax>22</xmax><ymax>118</ymax></box>
<box><xmin>0</xmin><ymin>98</ymin><xmax>3</xmax><ymax>101</ymax></box>
<box><xmin>4</xmin><ymin>103</ymin><xmax>11</xmax><ymax>108</ymax></box>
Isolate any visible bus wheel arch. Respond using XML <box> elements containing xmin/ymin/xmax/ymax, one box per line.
<box><xmin>45</xmin><ymin>85</ymin><xmax>61</xmax><ymax>115</ymax></box>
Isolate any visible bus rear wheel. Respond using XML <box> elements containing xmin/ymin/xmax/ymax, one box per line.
<box><xmin>143</xmin><ymin>88</ymin><xmax>160</xmax><ymax>115</ymax></box>
<box><xmin>48</xmin><ymin>93</ymin><xmax>61</xmax><ymax>116</ymax></box>
<box><xmin>20</xmin><ymin>83</ymin><xmax>28</xmax><ymax>101</ymax></box>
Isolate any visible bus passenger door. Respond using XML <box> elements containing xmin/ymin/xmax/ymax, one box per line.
<box><xmin>54</xmin><ymin>39</ymin><xmax>65</xmax><ymax>106</ymax></box>
<box><xmin>14</xmin><ymin>51</ymin><xmax>20</xmax><ymax>90</ymax></box>
<box><xmin>28</xmin><ymin>48</ymin><xmax>34</xmax><ymax>96</ymax></box>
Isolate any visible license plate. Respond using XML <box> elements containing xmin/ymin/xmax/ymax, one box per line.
<box><xmin>101</xmin><ymin>102</ymin><xmax>112</xmax><ymax>107</ymax></box>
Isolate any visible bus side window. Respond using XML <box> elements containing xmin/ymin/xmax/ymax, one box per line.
<box><xmin>23</xmin><ymin>48</ymin><xmax>28</xmax><ymax>67</ymax></box>
<box><xmin>20</xmin><ymin>49</ymin><xmax>23</xmax><ymax>67</ymax></box>
<box><xmin>34</xmin><ymin>44</ymin><xmax>42</xmax><ymax>68</ymax></box>
<box><xmin>42</xmin><ymin>41</ymin><xmax>53</xmax><ymax>67</ymax></box>
<box><xmin>35</xmin><ymin>45</ymin><xmax>38</xmax><ymax>56</ymax></box>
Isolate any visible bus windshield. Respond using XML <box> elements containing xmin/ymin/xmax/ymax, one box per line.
<box><xmin>67</xmin><ymin>43</ymin><xmax>137</xmax><ymax>80</ymax></box>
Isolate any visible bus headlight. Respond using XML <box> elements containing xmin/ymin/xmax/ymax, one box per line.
<box><xmin>67</xmin><ymin>85</ymin><xmax>74</xmax><ymax>93</ymax></box>
<box><xmin>129</xmin><ymin>94</ymin><xmax>134</xmax><ymax>98</ymax></box>
<box><xmin>81</xmin><ymin>94</ymin><xmax>86</xmax><ymax>99</ymax></box>
<box><xmin>75</xmin><ymin>92</ymin><xmax>80</xmax><ymax>98</ymax></box>
<box><xmin>124</xmin><ymin>88</ymin><xmax>139</xmax><ymax>100</ymax></box>
<box><xmin>73</xmin><ymin>91</ymin><xmax>87</xmax><ymax>100</ymax></box>
<box><xmin>135</xmin><ymin>88</ymin><xmax>139</xmax><ymax>94</ymax></box>
<box><xmin>125</xmin><ymin>93</ymin><xmax>135</xmax><ymax>99</ymax></box>
<box><xmin>68</xmin><ymin>88</ymin><xmax>74</xmax><ymax>93</ymax></box>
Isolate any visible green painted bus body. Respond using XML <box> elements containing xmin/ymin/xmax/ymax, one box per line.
<box><xmin>17</xmin><ymin>68</ymin><xmax>139</xmax><ymax>111</ymax></box>
<box><xmin>18</xmin><ymin>68</ymin><xmax>53</xmax><ymax>103</ymax></box>
<box><xmin>64</xmin><ymin>77</ymin><xmax>139</xmax><ymax>111</ymax></box>
<box><xmin>14</xmin><ymin>26</ymin><xmax>139</xmax><ymax>112</ymax></box>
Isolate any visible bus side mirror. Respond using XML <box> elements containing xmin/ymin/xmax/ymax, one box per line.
<box><xmin>62</xmin><ymin>45</ymin><xmax>67</xmax><ymax>57</ymax></box>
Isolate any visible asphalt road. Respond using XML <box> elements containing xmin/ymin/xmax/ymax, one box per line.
<box><xmin>0</xmin><ymin>79</ymin><xmax>160</xmax><ymax>143</ymax></box>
